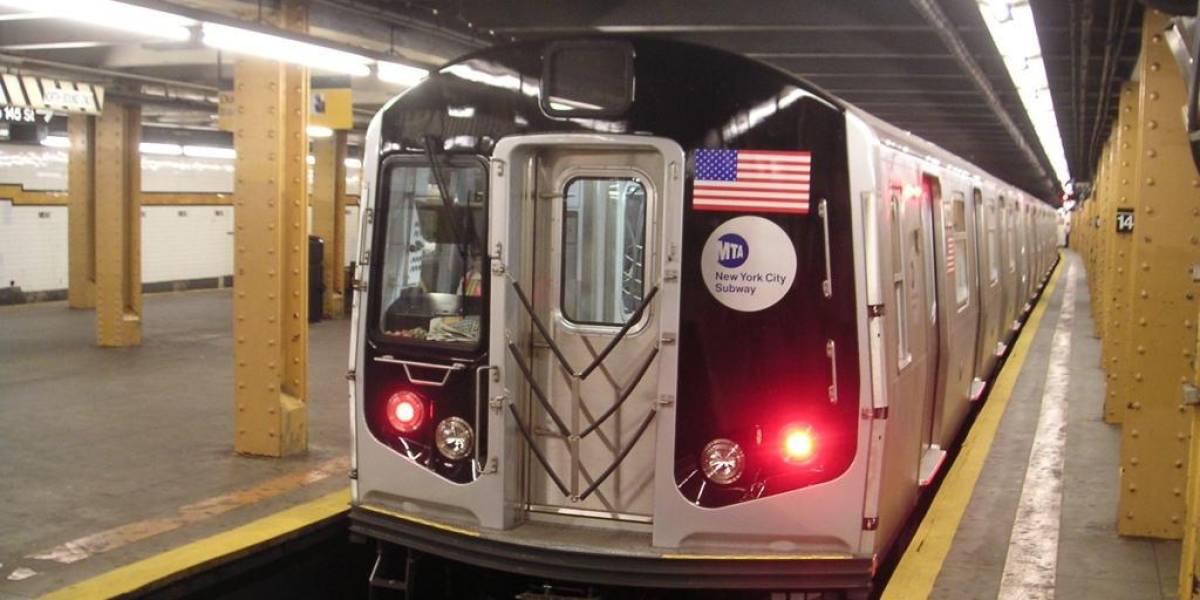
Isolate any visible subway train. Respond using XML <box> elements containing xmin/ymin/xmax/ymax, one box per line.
<box><xmin>346</xmin><ymin>37</ymin><xmax>1059</xmax><ymax>597</ymax></box>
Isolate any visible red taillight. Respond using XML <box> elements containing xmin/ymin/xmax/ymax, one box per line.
<box><xmin>386</xmin><ymin>391</ymin><xmax>425</xmax><ymax>433</ymax></box>
<box><xmin>782</xmin><ymin>425</ymin><xmax>815</xmax><ymax>463</ymax></box>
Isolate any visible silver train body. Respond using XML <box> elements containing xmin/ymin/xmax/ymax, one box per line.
<box><xmin>346</xmin><ymin>38</ymin><xmax>1059</xmax><ymax>594</ymax></box>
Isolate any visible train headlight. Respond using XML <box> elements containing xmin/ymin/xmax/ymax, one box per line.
<box><xmin>386</xmin><ymin>391</ymin><xmax>425</xmax><ymax>433</ymax></box>
<box><xmin>700</xmin><ymin>438</ymin><xmax>745</xmax><ymax>485</ymax></box>
<box><xmin>435</xmin><ymin>417</ymin><xmax>474</xmax><ymax>460</ymax></box>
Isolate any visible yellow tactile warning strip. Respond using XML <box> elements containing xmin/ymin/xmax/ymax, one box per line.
<box><xmin>39</xmin><ymin>488</ymin><xmax>350</xmax><ymax>600</ymax></box>
<box><xmin>29</xmin><ymin>456</ymin><xmax>349</xmax><ymax>565</ymax></box>
<box><xmin>882</xmin><ymin>255</ymin><xmax>1064</xmax><ymax>599</ymax></box>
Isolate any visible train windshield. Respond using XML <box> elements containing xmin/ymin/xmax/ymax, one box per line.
<box><xmin>376</xmin><ymin>158</ymin><xmax>486</xmax><ymax>347</ymax></box>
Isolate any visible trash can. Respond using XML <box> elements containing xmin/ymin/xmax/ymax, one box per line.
<box><xmin>308</xmin><ymin>235</ymin><xmax>325</xmax><ymax>323</ymax></box>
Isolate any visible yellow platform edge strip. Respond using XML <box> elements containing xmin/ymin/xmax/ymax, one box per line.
<box><xmin>40</xmin><ymin>488</ymin><xmax>350</xmax><ymax>600</ymax></box>
<box><xmin>881</xmin><ymin>254</ymin><xmax>1065</xmax><ymax>599</ymax></box>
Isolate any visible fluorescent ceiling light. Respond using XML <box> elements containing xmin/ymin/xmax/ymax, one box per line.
<box><xmin>139</xmin><ymin>142</ymin><xmax>183</xmax><ymax>156</ymax></box>
<box><xmin>41</xmin><ymin>135</ymin><xmax>70</xmax><ymax>149</ymax></box>
<box><xmin>377</xmin><ymin>61</ymin><xmax>428</xmax><ymax>87</ymax></box>
<box><xmin>306</xmin><ymin>125</ymin><xmax>333</xmax><ymax>138</ymax></box>
<box><xmin>201</xmin><ymin>23</ymin><xmax>371</xmax><ymax>77</ymax></box>
<box><xmin>977</xmin><ymin>0</ymin><xmax>1070</xmax><ymax>187</ymax></box>
<box><xmin>183</xmin><ymin>145</ymin><xmax>236</xmax><ymax>160</ymax></box>
<box><xmin>344</xmin><ymin>158</ymin><xmax>362</xmax><ymax>169</ymax></box>
<box><xmin>0</xmin><ymin>0</ymin><xmax>195</xmax><ymax>41</ymax></box>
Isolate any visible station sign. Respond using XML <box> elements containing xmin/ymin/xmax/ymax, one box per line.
<box><xmin>1115</xmin><ymin>208</ymin><xmax>1134</xmax><ymax>233</ymax></box>
<box><xmin>0</xmin><ymin>74</ymin><xmax>104</xmax><ymax>116</ymax></box>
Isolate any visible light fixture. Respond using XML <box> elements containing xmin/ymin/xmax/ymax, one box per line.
<box><xmin>344</xmin><ymin>157</ymin><xmax>362</xmax><ymax>169</ymax></box>
<box><xmin>976</xmin><ymin>0</ymin><xmax>1071</xmax><ymax>187</ymax></box>
<box><xmin>306</xmin><ymin>125</ymin><xmax>333</xmax><ymax>139</ymax></box>
<box><xmin>139</xmin><ymin>142</ymin><xmax>183</xmax><ymax>156</ymax></box>
<box><xmin>386</xmin><ymin>391</ymin><xmax>425</xmax><ymax>434</ymax></box>
<box><xmin>782</xmin><ymin>425</ymin><xmax>816</xmax><ymax>464</ymax></box>
<box><xmin>201</xmin><ymin>22</ymin><xmax>372</xmax><ymax>77</ymax></box>
<box><xmin>182</xmin><ymin>145</ymin><xmax>236</xmax><ymax>160</ymax></box>
<box><xmin>700</xmin><ymin>438</ymin><xmax>745</xmax><ymax>485</ymax></box>
<box><xmin>434</xmin><ymin>417</ymin><xmax>474</xmax><ymax>460</ymax></box>
<box><xmin>377</xmin><ymin>61</ymin><xmax>429</xmax><ymax>87</ymax></box>
<box><xmin>0</xmin><ymin>0</ymin><xmax>195</xmax><ymax>41</ymax></box>
<box><xmin>40</xmin><ymin>135</ymin><xmax>70</xmax><ymax>149</ymax></box>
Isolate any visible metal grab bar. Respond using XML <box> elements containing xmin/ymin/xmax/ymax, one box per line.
<box><xmin>580</xmin><ymin>346</ymin><xmax>659</xmax><ymax>439</ymax></box>
<box><xmin>373</xmin><ymin>356</ymin><xmax>465</xmax><ymax>387</ymax></box>
<box><xmin>474</xmin><ymin>365</ymin><xmax>497</xmax><ymax>470</ymax></box>
<box><xmin>507</xmin><ymin>403</ymin><xmax>570</xmax><ymax>497</ymax></box>
<box><xmin>577</xmin><ymin>409</ymin><xmax>657</xmax><ymax>501</ymax></box>
<box><xmin>578</xmin><ymin>285</ymin><xmax>660</xmax><ymax>379</ymax></box>
<box><xmin>506</xmin><ymin>342</ymin><xmax>570</xmax><ymax>436</ymax></box>
<box><xmin>509</xmin><ymin>280</ymin><xmax>576</xmax><ymax>375</ymax></box>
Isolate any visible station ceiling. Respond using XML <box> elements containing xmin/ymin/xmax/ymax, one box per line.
<box><xmin>0</xmin><ymin>0</ymin><xmax>1145</xmax><ymax>202</ymax></box>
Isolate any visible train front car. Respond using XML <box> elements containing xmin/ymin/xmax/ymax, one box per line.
<box><xmin>349</xmin><ymin>38</ymin><xmax>875</xmax><ymax>596</ymax></box>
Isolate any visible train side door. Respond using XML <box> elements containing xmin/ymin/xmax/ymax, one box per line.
<box><xmin>917</xmin><ymin>175</ymin><xmax>943</xmax><ymax>475</ymax></box>
<box><xmin>489</xmin><ymin>135</ymin><xmax>683</xmax><ymax>525</ymax></box>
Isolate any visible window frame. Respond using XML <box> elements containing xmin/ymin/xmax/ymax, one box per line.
<box><xmin>552</xmin><ymin>166</ymin><xmax>656</xmax><ymax>335</ymax></box>
<box><xmin>367</xmin><ymin>153</ymin><xmax>490</xmax><ymax>352</ymax></box>
<box><xmin>949</xmin><ymin>191</ymin><xmax>971</xmax><ymax>310</ymax></box>
<box><xmin>557</xmin><ymin>174</ymin><xmax>650</xmax><ymax>328</ymax></box>
<box><xmin>890</xmin><ymin>191</ymin><xmax>912</xmax><ymax>371</ymax></box>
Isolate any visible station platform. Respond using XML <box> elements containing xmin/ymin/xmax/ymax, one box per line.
<box><xmin>0</xmin><ymin>290</ymin><xmax>354</xmax><ymax>599</ymax></box>
<box><xmin>884</xmin><ymin>250</ymin><xmax>1180</xmax><ymax>600</ymax></box>
<box><xmin>0</xmin><ymin>251</ymin><xmax>1180</xmax><ymax>600</ymax></box>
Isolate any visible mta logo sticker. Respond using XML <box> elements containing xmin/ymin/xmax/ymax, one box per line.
<box><xmin>701</xmin><ymin>216</ymin><xmax>797</xmax><ymax>312</ymax></box>
<box><xmin>716</xmin><ymin>233</ymin><xmax>749</xmax><ymax>268</ymax></box>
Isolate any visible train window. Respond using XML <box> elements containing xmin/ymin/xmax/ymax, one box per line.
<box><xmin>561</xmin><ymin>177</ymin><xmax>647</xmax><ymax>326</ymax></box>
<box><xmin>987</xmin><ymin>199</ymin><xmax>999</xmax><ymax>285</ymax></box>
<box><xmin>376</xmin><ymin>158</ymin><xmax>487</xmax><ymax>346</ymax></box>
<box><xmin>890</xmin><ymin>194</ymin><xmax>911</xmax><ymax>370</ymax></box>
<box><xmin>542</xmin><ymin>41</ymin><xmax>635</xmax><ymax>117</ymax></box>
<box><xmin>950</xmin><ymin>194</ymin><xmax>970</xmax><ymax>308</ymax></box>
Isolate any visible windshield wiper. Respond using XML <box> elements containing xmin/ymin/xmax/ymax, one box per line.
<box><xmin>422</xmin><ymin>135</ymin><xmax>469</xmax><ymax>256</ymax></box>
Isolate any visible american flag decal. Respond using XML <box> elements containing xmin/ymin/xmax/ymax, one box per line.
<box><xmin>693</xmin><ymin>149</ymin><xmax>811</xmax><ymax>214</ymax></box>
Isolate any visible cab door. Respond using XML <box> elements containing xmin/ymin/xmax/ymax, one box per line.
<box><xmin>489</xmin><ymin>135</ymin><xmax>684</xmax><ymax>524</ymax></box>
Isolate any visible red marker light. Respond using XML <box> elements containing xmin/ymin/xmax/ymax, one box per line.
<box><xmin>386</xmin><ymin>391</ymin><xmax>425</xmax><ymax>433</ymax></box>
<box><xmin>782</xmin><ymin>426</ymin><xmax>815</xmax><ymax>463</ymax></box>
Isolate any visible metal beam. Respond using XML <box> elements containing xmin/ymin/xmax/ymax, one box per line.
<box><xmin>311</xmin><ymin>131</ymin><xmax>347</xmax><ymax>318</ymax></box>
<box><xmin>907</xmin><ymin>0</ymin><xmax>1058</xmax><ymax>196</ymax></box>
<box><xmin>1117</xmin><ymin>9</ymin><xmax>1200</xmax><ymax>539</ymax></box>
<box><xmin>231</xmin><ymin>0</ymin><xmax>309</xmax><ymax>457</ymax></box>
<box><xmin>1100</xmin><ymin>81</ymin><xmax>1140</xmax><ymax>425</ymax></box>
<box><xmin>93</xmin><ymin>101</ymin><xmax>141</xmax><ymax>347</ymax></box>
<box><xmin>67</xmin><ymin>114</ymin><xmax>96</xmax><ymax>310</ymax></box>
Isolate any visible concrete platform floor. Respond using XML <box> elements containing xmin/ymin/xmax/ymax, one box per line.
<box><xmin>929</xmin><ymin>251</ymin><xmax>1180</xmax><ymax>599</ymax></box>
<box><xmin>0</xmin><ymin>289</ymin><xmax>352</xmax><ymax>599</ymax></box>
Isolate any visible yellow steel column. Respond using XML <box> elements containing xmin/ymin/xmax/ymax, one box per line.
<box><xmin>1185</xmin><ymin>320</ymin><xmax>1200</xmax><ymax>598</ymax></box>
<box><xmin>231</xmin><ymin>1</ymin><xmax>309</xmax><ymax>457</ymax></box>
<box><xmin>93</xmin><ymin>102</ymin><xmax>141</xmax><ymax>347</ymax></box>
<box><xmin>311</xmin><ymin>130</ymin><xmax>347</xmax><ymax>318</ymax></box>
<box><xmin>67</xmin><ymin>114</ymin><xmax>96</xmax><ymax>309</ymax></box>
<box><xmin>1093</xmin><ymin>138</ymin><xmax>1114</xmax><ymax>331</ymax></box>
<box><xmin>1118</xmin><ymin>9</ymin><xmax>1200</xmax><ymax>538</ymax></box>
<box><xmin>1103</xmin><ymin>82</ymin><xmax>1141</xmax><ymax>425</ymax></box>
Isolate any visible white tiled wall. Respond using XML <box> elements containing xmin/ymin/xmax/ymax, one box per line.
<box><xmin>0</xmin><ymin>143</ymin><xmax>363</xmax><ymax>294</ymax></box>
<box><xmin>0</xmin><ymin>203</ymin><xmax>361</xmax><ymax>293</ymax></box>
<box><xmin>0</xmin><ymin>202</ymin><xmax>69</xmax><ymax>291</ymax></box>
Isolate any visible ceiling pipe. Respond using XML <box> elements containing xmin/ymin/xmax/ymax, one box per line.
<box><xmin>1086</xmin><ymin>0</ymin><xmax>1137</xmax><ymax>171</ymax></box>
<box><xmin>906</xmin><ymin>0</ymin><xmax>1060</xmax><ymax>197</ymax></box>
